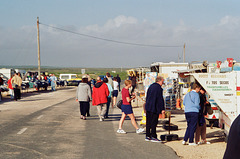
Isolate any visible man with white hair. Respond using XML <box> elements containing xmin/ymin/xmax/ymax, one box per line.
<box><xmin>145</xmin><ymin>76</ymin><xmax>165</xmax><ymax>142</ymax></box>
<box><xmin>92</xmin><ymin>76</ymin><xmax>109</xmax><ymax>121</ymax></box>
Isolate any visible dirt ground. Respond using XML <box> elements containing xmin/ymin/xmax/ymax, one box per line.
<box><xmin>1</xmin><ymin>88</ymin><xmax>227</xmax><ymax>159</ymax></box>
<box><xmin>133</xmin><ymin>106</ymin><xmax>227</xmax><ymax>159</ymax></box>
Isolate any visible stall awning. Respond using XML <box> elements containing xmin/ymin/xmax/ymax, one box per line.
<box><xmin>172</xmin><ymin>68</ymin><xmax>202</xmax><ymax>74</ymax></box>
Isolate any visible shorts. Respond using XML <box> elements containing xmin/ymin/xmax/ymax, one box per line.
<box><xmin>112</xmin><ymin>90</ymin><xmax>118</xmax><ymax>97</ymax></box>
<box><xmin>121</xmin><ymin>104</ymin><xmax>133</xmax><ymax>115</ymax></box>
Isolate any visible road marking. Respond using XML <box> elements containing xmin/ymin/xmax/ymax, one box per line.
<box><xmin>17</xmin><ymin>128</ymin><xmax>28</xmax><ymax>135</ymax></box>
<box><xmin>37</xmin><ymin>115</ymin><xmax>43</xmax><ymax>119</ymax></box>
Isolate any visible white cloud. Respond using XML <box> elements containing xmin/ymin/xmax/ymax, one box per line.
<box><xmin>1</xmin><ymin>15</ymin><xmax>240</xmax><ymax>67</ymax></box>
<box><xmin>104</xmin><ymin>15</ymin><xmax>138</xmax><ymax>28</ymax></box>
<box><xmin>219</xmin><ymin>16</ymin><xmax>240</xmax><ymax>26</ymax></box>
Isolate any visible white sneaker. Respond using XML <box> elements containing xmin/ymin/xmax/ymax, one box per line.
<box><xmin>189</xmin><ymin>143</ymin><xmax>198</xmax><ymax>146</ymax></box>
<box><xmin>136</xmin><ymin>128</ymin><xmax>145</xmax><ymax>133</ymax></box>
<box><xmin>198</xmin><ymin>141</ymin><xmax>211</xmax><ymax>145</ymax></box>
<box><xmin>182</xmin><ymin>141</ymin><xmax>187</xmax><ymax>145</ymax></box>
<box><xmin>99</xmin><ymin>117</ymin><xmax>104</xmax><ymax>121</ymax></box>
<box><xmin>117</xmin><ymin>129</ymin><xmax>126</xmax><ymax>134</ymax></box>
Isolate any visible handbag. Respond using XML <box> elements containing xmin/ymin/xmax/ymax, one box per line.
<box><xmin>206</xmin><ymin>103</ymin><xmax>213</xmax><ymax>115</ymax></box>
<box><xmin>12</xmin><ymin>83</ymin><xmax>19</xmax><ymax>89</ymax></box>
<box><xmin>116</xmin><ymin>100</ymin><xmax>122</xmax><ymax>109</ymax></box>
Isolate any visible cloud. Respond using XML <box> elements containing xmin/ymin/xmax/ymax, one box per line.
<box><xmin>219</xmin><ymin>15</ymin><xmax>240</xmax><ymax>26</ymax></box>
<box><xmin>104</xmin><ymin>15</ymin><xmax>138</xmax><ymax>28</ymax></box>
<box><xmin>1</xmin><ymin>15</ymin><xmax>240</xmax><ymax>67</ymax></box>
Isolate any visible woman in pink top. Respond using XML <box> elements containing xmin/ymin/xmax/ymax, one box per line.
<box><xmin>117</xmin><ymin>80</ymin><xmax>144</xmax><ymax>134</ymax></box>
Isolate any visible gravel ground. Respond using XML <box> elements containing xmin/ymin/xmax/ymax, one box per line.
<box><xmin>133</xmin><ymin>106</ymin><xmax>227</xmax><ymax>159</ymax></box>
<box><xmin>1</xmin><ymin>88</ymin><xmax>227</xmax><ymax>159</ymax></box>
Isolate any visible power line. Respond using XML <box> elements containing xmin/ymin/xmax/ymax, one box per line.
<box><xmin>39</xmin><ymin>22</ymin><xmax>183</xmax><ymax>48</ymax></box>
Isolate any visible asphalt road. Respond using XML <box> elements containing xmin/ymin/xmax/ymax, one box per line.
<box><xmin>0</xmin><ymin>87</ymin><xmax>179</xmax><ymax>159</ymax></box>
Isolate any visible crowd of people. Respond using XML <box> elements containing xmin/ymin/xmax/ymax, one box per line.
<box><xmin>0</xmin><ymin>72</ymin><xmax>61</xmax><ymax>101</ymax></box>
<box><xmin>76</xmin><ymin>73</ymin><xmax>168</xmax><ymax>140</ymax></box>
<box><xmin>3</xmin><ymin>71</ymin><xmax>239</xmax><ymax>154</ymax></box>
<box><xmin>76</xmin><ymin>74</ymin><xmax>225</xmax><ymax>144</ymax></box>
<box><xmin>76</xmin><ymin>73</ymin><xmax>144</xmax><ymax>134</ymax></box>
<box><xmin>76</xmin><ymin>72</ymin><xmax>122</xmax><ymax>121</ymax></box>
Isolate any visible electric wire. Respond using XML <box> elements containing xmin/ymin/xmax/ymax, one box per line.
<box><xmin>39</xmin><ymin>22</ymin><xmax>183</xmax><ymax>48</ymax></box>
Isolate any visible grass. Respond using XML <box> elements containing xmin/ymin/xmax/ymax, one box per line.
<box><xmin>1</xmin><ymin>66</ymin><xmax>130</xmax><ymax>81</ymax></box>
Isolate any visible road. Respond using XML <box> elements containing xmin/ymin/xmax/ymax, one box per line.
<box><xmin>0</xmin><ymin>87</ymin><xmax>179</xmax><ymax>159</ymax></box>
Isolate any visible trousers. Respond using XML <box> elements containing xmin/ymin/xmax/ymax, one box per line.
<box><xmin>195</xmin><ymin>122</ymin><xmax>207</xmax><ymax>142</ymax></box>
<box><xmin>14</xmin><ymin>88</ymin><xmax>21</xmax><ymax>100</ymax></box>
<box><xmin>105</xmin><ymin>97</ymin><xmax>111</xmax><ymax>118</ymax></box>
<box><xmin>146</xmin><ymin>111</ymin><xmax>159</xmax><ymax>138</ymax></box>
<box><xmin>79</xmin><ymin>101</ymin><xmax>90</xmax><ymax>117</ymax></box>
<box><xmin>96</xmin><ymin>103</ymin><xmax>107</xmax><ymax>118</ymax></box>
<box><xmin>184</xmin><ymin>112</ymin><xmax>199</xmax><ymax>143</ymax></box>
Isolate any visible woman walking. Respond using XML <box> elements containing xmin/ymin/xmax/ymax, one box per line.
<box><xmin>112</xmin><ymin>77</ymin><xmax>119</xmax><ymax>107</ymax></box>
<box><xmin>76</xmin><ymin>75</ymin><xmax>92</xmax><ymax>120</ymax></box>
<box><xmin>182</xmin><ymin>83</ymin><xmax>201</xmax><ymax>146</ymax></box>
<box><xmin>103</xmin><ymin>78</ymin><xmax>113</xmax><ymax>119</ymax></box>
<box><xmin>117</xmin><ymin>80</ymin><xmax>144</xmax><ymax>134</ymax></box>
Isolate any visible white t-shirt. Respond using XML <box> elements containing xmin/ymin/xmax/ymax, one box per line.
<box><xmin>113</xmin><ymin>81</ymin><xmax>118</xmax><ymax>90</ymax></box>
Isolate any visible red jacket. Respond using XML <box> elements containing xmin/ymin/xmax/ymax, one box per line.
<box><xmin>92</xmin><ymin>82</ymin><xmax>109</xmax><ymax>106</ymax></box>
<box><xmin>7</xmin><ymin>78</ymin><xmax>13</xmax><ymax>89</ymax></box>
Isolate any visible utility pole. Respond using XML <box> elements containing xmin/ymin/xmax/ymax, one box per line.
<box><xmin>183</xmin><ymin>43</ymin><xmax>186</xmax><ymax>63</ymax></box>
<box><xmin>37</xmin><ymin>17</ymin><xmax>41</xmax><ymax>78</ymax></box>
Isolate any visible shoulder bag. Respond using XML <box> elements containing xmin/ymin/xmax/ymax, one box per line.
<box><xmin>206</xmin><ymin>103</ymin><xmax>213</xmax><ymax>115</ymax></box>
<box><xmin>116</xmin><ymin>100</ymin><xmax>122</xmax><ymax>109</ymax></box>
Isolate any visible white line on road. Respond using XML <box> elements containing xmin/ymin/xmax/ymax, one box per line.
<box><xmin>37</xmin><ymin>115</ymin><xmax>44</xmax><ymax>119</ymax></box>
<box><xmin>17</xmin><ymin>128</ymin><xmax>28</xmax><ymax>135</ymax></box>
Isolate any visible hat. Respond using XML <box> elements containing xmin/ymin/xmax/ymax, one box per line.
<box><xmin>82</xmin><ymin>75</ymin><xmax>88</xmax><ymax>79</ymax></box>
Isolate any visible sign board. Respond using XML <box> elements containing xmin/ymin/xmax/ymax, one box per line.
<box><xmin>192</xmin><ymin>72</ymin><xmax>237</xmax><ymax>119</ymax></box>
<box><xmin>143</xmin><ymin>72</ymin><xmax>157</xmax><ymax>95</ymax></box>
<box><xmin>81</xmin><ymin>69</ymin><xmax>85</xmax><ymax>74</ymax></box>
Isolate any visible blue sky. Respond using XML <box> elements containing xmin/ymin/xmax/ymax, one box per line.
<box><xmin>1</xmin><ymin>0</ymin><xmax>240</xmax><ymax>67</ymax></box>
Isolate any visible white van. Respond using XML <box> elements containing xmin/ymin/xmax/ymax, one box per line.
<box><xmin>59</xmin><ymin>74</ymin><xmax>81</xmax><ymax>86</ymax></box>
<box><xmin>59</xmin><ymin>74</ymin><xmax>77</xmax><ymax>80</ymax></box>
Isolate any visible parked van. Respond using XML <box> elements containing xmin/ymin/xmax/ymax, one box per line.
<box><xmin>59</xmin><ymin>74</ymin><xmax>81</xmax><ymax>86</ymax></box>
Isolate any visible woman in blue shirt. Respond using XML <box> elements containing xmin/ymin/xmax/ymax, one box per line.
<box><xmin>182</xmin><ymin>83</ymin><xmax>201</xmax><ymax>146</ymax></box>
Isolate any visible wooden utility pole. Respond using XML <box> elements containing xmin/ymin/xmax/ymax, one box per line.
<box><xmin>183</xmin><ymin>43</ymin><xmax>186</xmax><ymax>63</ymax></box>
<box><xmin>37</xmin><ymin>17</ymin><xmax>41</xmax><ymax>78</ymax></box>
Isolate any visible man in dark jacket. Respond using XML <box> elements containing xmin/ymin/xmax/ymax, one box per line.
<box><xmin>223</xmin><ymin>115</ymin><xmax>240</xmax><ymax>159</ymax></box>
<box><xmin>145</xmin><ymin>76</ymin><xmax>165</xmax><ymax>142</ymax></box>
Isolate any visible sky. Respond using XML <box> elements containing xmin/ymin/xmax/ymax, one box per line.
<box><xmin>1</xmin><ymin>0</ymin><xmax>240</xmax><ymax>68</ymax></box>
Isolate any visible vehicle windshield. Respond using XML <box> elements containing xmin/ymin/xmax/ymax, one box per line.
<box><xmin>71</xmin><ymin>75</ymin><xmax>77</xmax><ymax>79</ymax></box>
<box><xmin>61</xmin><ymin>75</ymin><xmax>69</xmax><ymax>80</ymax></box>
